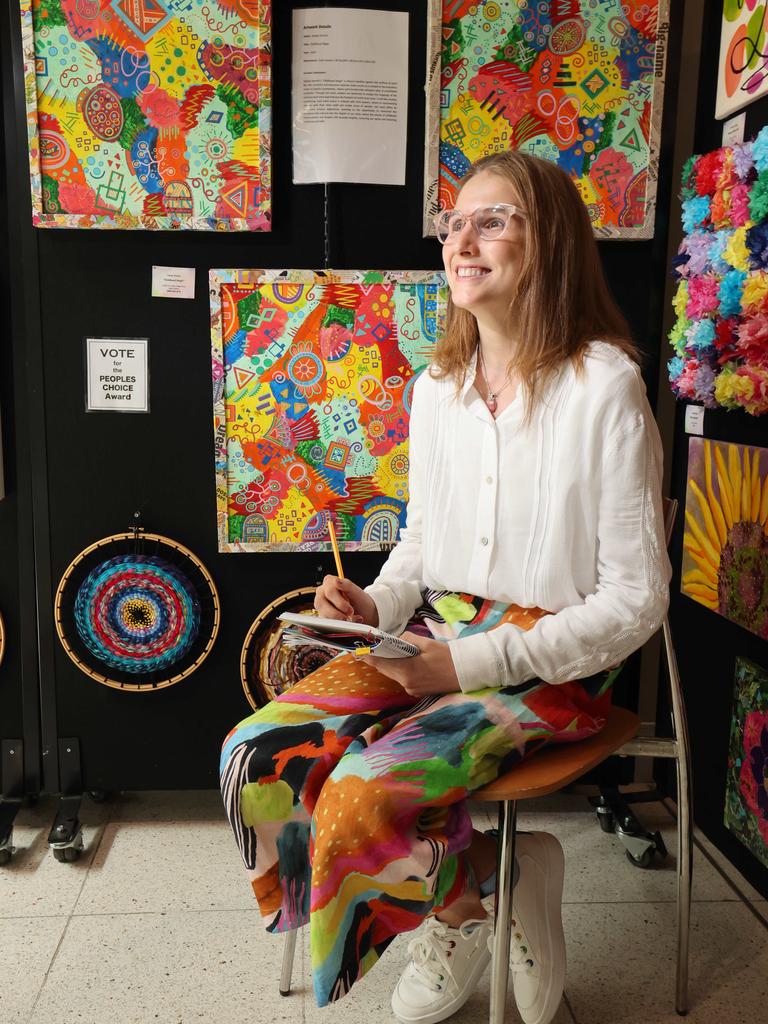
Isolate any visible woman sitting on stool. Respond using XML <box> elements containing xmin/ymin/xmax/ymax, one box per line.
<box><xmin>220</xmin><ymin>151</ymin><xmax>671</xmax><ymax>1024</ymax></box>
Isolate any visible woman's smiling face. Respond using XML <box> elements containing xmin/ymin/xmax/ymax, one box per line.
<box><xmin>441</xmin><ymin>170</ymin><xmax>527</xmax><ymax>320</ymax></box>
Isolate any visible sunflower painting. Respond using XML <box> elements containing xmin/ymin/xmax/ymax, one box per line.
<box><xmin>682</xmin><ymin>438</ymin><xmax>768</xmax><ymax>639</ymax></box>
<box><xmin>724</xmin><ymin>657</ymin><xmax>768</xmax><ymax>870</ymax></box>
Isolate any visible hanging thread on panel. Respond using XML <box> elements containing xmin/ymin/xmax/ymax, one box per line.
<box><xmin>322</xmin><ymin>0</ymin><xmax>331</xmax><ymax>271</ymax></box>
<box><xmin>323</xmin><ymin>183</ymin><xmax>331</xmax><ymax>269</ymax></box>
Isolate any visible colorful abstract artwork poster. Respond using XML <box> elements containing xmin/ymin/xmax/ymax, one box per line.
<box><xmin>423</xmin><ymin>0</ymin><xmax>669</xmax><ymax>239</ymax></box>
<box><xmin>725</xmin><ymin>656</ymin><xmax>768</xmax><ymax>870</ymax></box>
<box><xmin>682</xmin><ymin>438</ymin><xmax>768</xmax><ymax>640</ymax></box>
<box><xmin>20</xmin><ymin>0</ymin><xmax>271</xmax><ymax>230</ymax></box>
<box><xmin>210</xmin><ymin>270</ymin><xmax>447</xmax><ymax>553</ymax></box>
<box><xmin>716</xmin><ymin>1</ymin><xmax>768</xmax><ymax>120</ymax></box>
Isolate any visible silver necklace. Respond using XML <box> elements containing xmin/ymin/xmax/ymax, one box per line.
<box><xmin>477</xmin><ymin>347</ymin><xmax>511</xmax><ymax>414</ymax></box>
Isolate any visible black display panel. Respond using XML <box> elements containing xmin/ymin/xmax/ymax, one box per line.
<box><xmin>2</xmin><ymin>1</ymin><xmax>682</xmax><ymax>793</ymax></box>
<box><xmin>660</xmin><ymin>0</ymin><xmax>768</xmax><ymax>900</ymax></box>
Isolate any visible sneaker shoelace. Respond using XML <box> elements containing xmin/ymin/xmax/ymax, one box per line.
<box><xmin>406</xmin><ymin>918</ymin><xmax>485</xmax><ymax>992</ymax></box>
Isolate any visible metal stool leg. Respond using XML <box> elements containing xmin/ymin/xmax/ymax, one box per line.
<box><xmin>490</xmin><ymin>799</ymin><xmax>517</xmax><ymax>1024</ymax></box>
<box><xmin>676</xmin><ymin>757</ymin><xmax>692</xmax><ymax>1016</ymax></box>
<box><xmin>663</xmin><ymin>616</ymin><xmax>692</xmax><ymax>1015</ymax></box>
<box><xmin>279</xmin><ymin>929</ymin><xmax>298</xmax><ymax>996</ymax></box>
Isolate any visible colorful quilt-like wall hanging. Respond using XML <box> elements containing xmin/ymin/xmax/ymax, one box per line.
<box><xmin>716</xmin><ymin>1</ymin><xmax>768</xmax><ymax>120</ymax></box>
<box><xmin>682</xmin><ymin>438</ymin><xmax>768</xmax><ymax>640</ymax></box>
<box><xmin>725</xmin><ymin>656</ymin><xmax>768</xmax><ymax>870</ymax></box>
<box><xmin>668</xmin><ymin>127</ymin><xmax>768</xmax><ymax>416</ymax></box>
<box><xmin>20</xmin><ymin>0</ymin><xmax>271</xmax><ymax>230</ymax></box>
<box><xmin>423</xmin><ymin>0</ymin><xmax>669</xmax><ymax>239</ymax></box>
<box><xmin>210</xmin><ymin>269</ymin><xmax>447</xmax><ymax>553</ymax></box>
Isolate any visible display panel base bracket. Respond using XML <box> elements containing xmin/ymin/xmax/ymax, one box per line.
<box><xmin>47</xmin><ymin>738</ymin><xmax>84</xmax><ymax>863</ymax></box>
<box><xmin>0</xmin><ymin>740</ymin><xmax>24</xmax><ymax>865</ymax></box>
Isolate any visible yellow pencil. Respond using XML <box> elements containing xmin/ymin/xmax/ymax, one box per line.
<box><xmin>328</xmin><ymin>519</ymin><xmax>344</xmax><ymax>579</ymax></box>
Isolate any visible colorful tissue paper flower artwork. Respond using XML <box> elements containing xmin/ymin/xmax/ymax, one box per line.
<box><xmin>716</xmin><ymin>0</ymin><xmax>768</xmax><ymax>120</ymax></box>
<box><xmin>423</xmin><ymin>0</ymin><xmax>669</xmax><ymax>239</ymax></box>
<box><xmin>668</xmin><ymin>128</ymin><xmax>768</xmax><ymax>416</ymax></box>
<box><xmin>210</xmin><ymin>270</ymin><xmax>447</xmax><ymax>553</ymax></box>
<box><xmin>724</xmin><ymin>656</ymin><xmax>768</xmax><ymax>870</ymax></box>
<box><xmin>20</xmin><ymin>0</ymin><xmax>271</xmax><ymax>230</ymax></box>
<box><xmin>682</xmin><ymin>438</ymin><xmax>768</xmax><ymax>640</ymax></box>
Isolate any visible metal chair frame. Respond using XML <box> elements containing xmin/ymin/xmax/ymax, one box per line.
<box><xmin>479</xmin><ymin>642</ymin><xmax>691</xmax><ymax>1018</ymax></box>
<box><xmin>613</xmin><ymin>612</ymin><xmax>692</xmax><ymax>1014</ymax></box>
<box><xmin>602</xmin><ymin>496</ymin><xmax>692</xmax><ymax>1015</ymax></box>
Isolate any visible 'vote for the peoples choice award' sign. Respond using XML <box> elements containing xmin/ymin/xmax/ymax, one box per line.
<box><xmin>86</xmin><ymin>338</ymin><xmax>149</xmax><ymax>413</ymax></box>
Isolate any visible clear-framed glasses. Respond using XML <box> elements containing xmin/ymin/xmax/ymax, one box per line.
<box><xmin>433</xmin><ymin>203</ymin><xmax>526</xmax><ymax>244</ymax></box>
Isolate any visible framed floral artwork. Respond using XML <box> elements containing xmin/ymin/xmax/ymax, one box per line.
<box><xmin>682</xmin><ymin>438</ymin><xmax>768</xmax><ymax>640</ymax></box>
<box><xmin>724</xmin><ymin>656</ymin><xmax>768</xmax><ymax>869</ymax></box>
<box><xmin>668</xmin><ymin>127</ymin><xmax>768</xmax><ymax>415</ymax></box>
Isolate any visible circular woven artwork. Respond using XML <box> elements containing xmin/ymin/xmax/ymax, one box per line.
<box><xmin>56</xmin><ymin>532</ymin><xmax>220</xmax><ymax>692</ymax></box>
<box><xmin>74</xmin><ymin>556</ymin><xmax>200</xmax><ymax>674</ymax></box>
<box><xmin>241</xmin><ymin>587</ymin><xmax>335</xmax><ymax>710</ymax></box>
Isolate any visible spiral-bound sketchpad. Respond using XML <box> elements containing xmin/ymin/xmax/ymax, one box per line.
<box><xmin>241</xmin><ymin>587</ymin><xmax>335</xmax><ymax>710</ymax></box>
<box><xmin>55</xmin><ymin>532</ymin><xmax>220</xmax><ymax>692</ymax></box>
<box><xmin>74</xmin><ymin>555</ymin><xmax>200</xmax><ymax>673</ymax></box>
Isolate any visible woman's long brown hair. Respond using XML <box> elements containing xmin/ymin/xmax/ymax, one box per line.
<box><xmin>432</xmin><ymin>151</ymin><xmax>640</xmax><ymax>420</ymax></box>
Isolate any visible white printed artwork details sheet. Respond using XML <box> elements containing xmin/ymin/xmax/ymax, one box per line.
<box><xmin>292</xmin><ymin>7</ymin><xmax>409</xmax><ymax>185</ymax></box>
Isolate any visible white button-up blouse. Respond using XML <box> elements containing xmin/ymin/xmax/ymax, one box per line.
<box><xmin>364</xmin><ymin>341</ymin><xmax>672</xmax><ymax>692</ymax></box>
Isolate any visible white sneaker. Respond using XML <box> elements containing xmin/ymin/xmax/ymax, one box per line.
<box><xmin>391</xmin><ymin>916</ymin><xmax>493</xmax><ymax>1024</ymax></box>
<box><xmin>507</xmin><ymin>832</ymin><xmax>566</xmax><ymax>1024</ymax></box>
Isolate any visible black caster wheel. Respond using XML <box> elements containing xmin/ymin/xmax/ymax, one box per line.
<box><xmin>625</xmin><ymin>847</ymin><xmax>655</xmax><ymax>869</ymax></box>
<box><xmin>0</xmin><ymin>848</ymin><xmax>11</xmax><ymax>865</ymax></box>
<box><xmin>88</xmin><ymin>790</ymin><xmax>110</xmax><ymax>803</ymax></box>
<box><xmin>597</xmin><ymin>809</ymin><xmax>615</xmax><ymax>833</ymax></box>
<box><xmin>652</xmin><ymin>830</ymin><xmax>668</xmax><ymax>860</ymax></box>
<box><xmin>53</xmin><ymin>846</ymin><xmax>81</xmax><ymax>863</ymax></box>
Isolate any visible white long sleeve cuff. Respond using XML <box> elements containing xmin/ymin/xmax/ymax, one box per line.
<box><xmin>449</xmin><ymin>631</ymin><xmax>508</xmax><ymax>691</ymax></box>
<box><xmin>364</xmin><ymin>578</ymin><xmax>423</xmax><ymax>637</ymax></box>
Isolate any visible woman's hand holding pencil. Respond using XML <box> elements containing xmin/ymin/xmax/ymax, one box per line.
<box><xmin>313</xmin><ymin>521</ymin><xmax>379</xmax><ymax>626</ymax></box>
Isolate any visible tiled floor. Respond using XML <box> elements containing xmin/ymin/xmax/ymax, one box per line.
<box><xmin>2</xmin><ymin>790</ymin><xmax>766</xmax><ymax>1024</ymax></box>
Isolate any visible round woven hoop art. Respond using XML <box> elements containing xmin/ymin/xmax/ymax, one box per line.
<box><xmin>55</xmin><ymin>533</ymin><xmax>220</xmax><ymax>692</ymax></box>
<box><xmin>74</xmin><ymin>555</ymin><xmax>201</xmax><ymax>672</ymax></box>
<box><xmin>241</xmin><ymin>587</ymin><xmax>335</xmax><ymax>710</ymax></box>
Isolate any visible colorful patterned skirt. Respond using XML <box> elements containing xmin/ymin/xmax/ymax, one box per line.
<box><xmin>220</xmin><ymin>593</ymin><xmax>619</xmax><ymax>1007</ymax></box>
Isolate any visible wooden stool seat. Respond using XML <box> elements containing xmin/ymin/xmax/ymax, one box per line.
<box><xmin>474</xmin><ymin>706</ymin><xmax>641</xmax><ymax>802</ymax></box>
